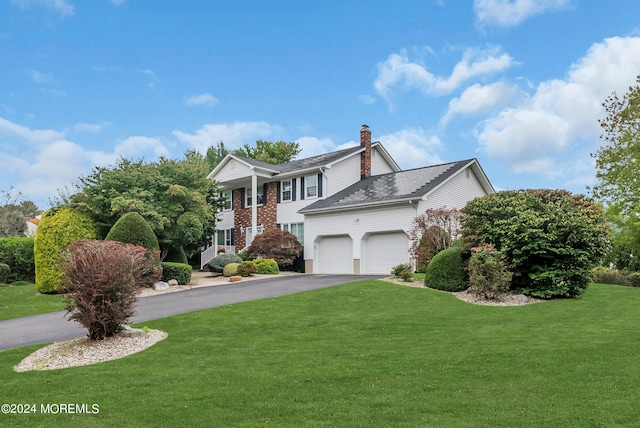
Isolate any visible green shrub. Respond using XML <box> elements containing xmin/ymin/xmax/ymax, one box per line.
<box><xmin>237</xmin><ymin>261</ymin><xmax>257</xmax><ymax>277</ymax></box>
<box><xmin>253</xmin><ymin>258</ymin><xmax>279</xmax><ymax>274</ymax></box>
<box><xmin>0</xmin><ymin>237</ymin><xmax>35</xmax><ymax>283</ymax></box>
<box><xmin>34</xmin><ymin>207</ymin><xmax>99</xmax><ymax>294</ymax></box>
<box><xmin>223</xmin><ymin>262</ymin><xmax>240</xmax><ymax>277</ymax></box>
<box><xmin>165</xmin><ymin>246</ymin><xmax>188</xmax><ymax>264</ymax></box>
<box><xmin>161</xmin><ymin>262</ymin><xmax>192</xmax><ymax>285</ymax></box>
<box><xmin>424</xmin><ymin>247</ymin><xmax>468</xmax><ymax>292</ymax></box>
<box><xmin>626</xmin><ymin>272</ymin><xmax>640</xmax><ymax>287</ymax></box>
<box><xmin>105</xmin><ymin>212</ymin><xmax>159</xmax><ymax>250</ymax></box>
<box><xmin>591</xmin><ymin>266</ymin><xmax>629</xmax><ymax>285</ymax></box>
<box><xmin>391</xmin><ymin>263</ymin><xmax>411</xmax><ymax>277</ymax></box>
<box><xmin>236</xmin><ymin>252</ymin><xmax>250</xmax><ymax>261</ymax></box>
<box><xmin>461</xmin><ymin>189</ymin><xmax>610</xmax><ymax>299</ymax></box>
<box><xmin>208</xmin><ymin>253</ymin><xmax>243</xmax><ymax>273</ymax></box>
<box><xmin>468</xmin><ymin>244</ymin><xmax>512</xmax><ymax>299</ymax></box>
<box><xmin>0</xmin><ymin>263</ymin><xmax>10</xmax><ymax>284</ymax></box>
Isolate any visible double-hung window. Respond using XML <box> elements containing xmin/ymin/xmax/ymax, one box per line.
<box><xmin>281</xmin><ymin>179</ymin><xmax>292</xmax><ymax>202</ymax></box>
<box><xmin>246</xmin><ymin>187</ymin><xmax>264</xmax><ymax>206</ymax></box>
<box><xmin>280</xmin><ymin>223</ymin><xmax>304</xmax><ymax>245</ymax></box>
<box><xmin>305</xmin><ymin>174</ymin><xmax>317</xmax><ymax>198</ymax></box>
<box><xmin>220</xmin><ymin>190</ymin><xmax>232</xmax><ymax>211</ymax></box>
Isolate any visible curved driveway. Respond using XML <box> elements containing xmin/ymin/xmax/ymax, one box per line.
<box><xmin>0</xmin><ymin>274</ymin><xmax>383</xmax><ymax>351</ymax></box>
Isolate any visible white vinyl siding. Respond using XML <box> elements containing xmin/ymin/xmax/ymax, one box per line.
<box><xmin>419</xmin><ymin>166</ymin><xmax>487</xmax><ymax>212</ymax></box>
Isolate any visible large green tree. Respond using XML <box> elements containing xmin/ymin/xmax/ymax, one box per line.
<box><xmin>233</xmin><ymin>140</ymin><xmax>300</xmax><ymax>164</ymax></box>
<box><xmin>0</xmin><ymin>188</ymin><xmax>40</xmax><ymax>237</ymax></box>
<box><xmin>70</xmin><ymin>151</ymin><xmax>221</xmax><ymax>260</ymax></box>
<box><xmin>205</xmin><ymin>142</ymin><xmax>229</xmax><ymax>171</ymax></box>
<box><xmin>592</xmin><ymin>75</ymin><xmax>640</xmax><ymax>215</ymax></box>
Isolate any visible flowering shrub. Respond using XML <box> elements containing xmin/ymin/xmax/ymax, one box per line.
<box><xmin>468</xmin><ymin>244</ymin><xmax>512</xmax><ymax>300</ymax></box>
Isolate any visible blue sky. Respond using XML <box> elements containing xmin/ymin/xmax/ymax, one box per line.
<box><xmin>2</xmin><ymin>0</ymin><xmax>640</xmax><ymax>210</ymax></box>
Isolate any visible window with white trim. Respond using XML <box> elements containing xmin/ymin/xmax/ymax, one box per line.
<box><xmin>281</xmin><ymin>179</ymin><xmax>292</xmax><ymax>202</ymax></box>
<box><xmin>305</xmin><ymin>174</ymin><xmax>317</xmax><ymax>198</ymax></box>
<box><xmin>220</xmin><ymin>190</ymin><xmax>232</xmax><ymax>211</ymax></box>
<box><xmin>280</xmin><ymin>223</ymin><xmax>304</xmax><ymax>245</ymax></box>
<box><xmin>216</xmin><ymin>229</ymin><xmax>234</xmax><ymax>246</ymax></box>
<box><xmin>246</xmin><ymin>187</ymin><xmax>264</xmax><ymax>206</ymax></box>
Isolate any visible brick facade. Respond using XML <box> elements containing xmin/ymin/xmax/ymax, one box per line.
<box><xmin>232</xmin><ymin>181</ymin><xmax>278</xmax><ymax>249</ymax></box>
<box><xmin>360</xmin><ymin>124</ymin><xmax>371</xmax><ymax>179</ymax></box>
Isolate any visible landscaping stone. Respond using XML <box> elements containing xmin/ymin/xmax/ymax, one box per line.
<box><xmin>153</xmin><ymin>281</ymin><xmax>170</xmax><ymax>291</ymax></box>
<box><xmin>229</xmin><ymin>275</ymin><xmax>242</xmax><ymax>282</ymax></box>
<box><xmin>167</xmin><ymin>279</ymin><xmax>179</xmax><ymax>286</ymax></box>
<box><xmin>118</xmin><ymin>325</ymin><xmax>147</xmax><ymax>338</ymax></box>
<box><xmin>513</xmin><ymin>294</ymin><xmax>528</xmax><ymax>304</ymax></box>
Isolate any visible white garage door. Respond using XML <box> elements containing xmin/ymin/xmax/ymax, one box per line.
<box><xmin>316</xmin><ymin>235</ymin><xmax>353</xmax><ymax>274</ymax></box>
<box><xmin>363</xmin><ymin>231</ymin><xmax>409</xmax><ymax>274</ymax></box>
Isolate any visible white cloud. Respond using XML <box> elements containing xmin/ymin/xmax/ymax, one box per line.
<box><xmin>115</xmin><ymin>136</ymin><xmax>169</xmax><ymax>159</ymax></box>
<box><xmin>474</xmin><ymin>0</ymin><xmax>572</xmax><ymax>28</ymax></box>
<box><xmin>374</xmin><ymin>46</ymin><xmax>516</xmax><ymax>107</ymax></box>
<box><xmin>0</xmin><ymin>117</ymin><xmax>64</xmax><ymax>143</ymax></box>
<box><xmin>172</xmin><ymin>121</ymin><xmax>283</xmax><ymax>154</ymax></box>
<box><xmin>476</xmin><ymin>36</ymin><xmax>640</xmax><ymax>180</ymax></box>
<box><xmin>11</xmin><ymin>0</ymin><xmax>74</xmax><ymax>17</ymax></box>
<box><xmin>139</xmin><ymin>69</ymin><xmax>159</xmax><ymax>89</ymax></box>
<box><xmin>294</xmin><ymin>136</ymin><xmax>338</xmax><ymax>158</ymax></box>
<box><xmin>26</xmin><ymin>69</ymin><xmax>56</xmax><ymax>85</ymax></box>
<box><xmin>71</xmin><ymin>121</ymin><xmax>110</xmax><ymax>134</ymax></box>
<box><xmin>184</xmin><ymin>93</ymin><xmax>219</xmax><ymax>107</ymax></box>
<box><xmin>358</xmin><ymin>94</ymin><xmax>376</xmax><ymax>104</ymax></box>
<box><xmin>441</xmin><ymin>81</ymin><xmax>518</xmax><ymax>126</ymax></box>
<box><xmin>379</xmin><ymin>128</ymin><xmax>444</xmax><ymax>169</ymax></box>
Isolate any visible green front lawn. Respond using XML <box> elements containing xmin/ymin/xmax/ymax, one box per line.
<box><xmin>1</xmin><ymin>280</ymin><xmax>639</xmax><ymax>427</ymax></box>
<box><xmin>0</xmin><ymin>283</ymin><xmax>65</xmax><ymax>321</ymax></box>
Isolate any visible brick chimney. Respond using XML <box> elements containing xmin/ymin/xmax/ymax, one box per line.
<box><xmin>360</xmin><ymin>124</ymin><xmax>371</xmax><ymax>179</ymax></box>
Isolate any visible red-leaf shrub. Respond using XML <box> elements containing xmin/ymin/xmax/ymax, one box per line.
<box><xmin>247</xmin><ymin>229</ymin><xmax>302</xmax><ymax>268</ymax></box>
<box><xmin>60</xmin><ymin>239</ymin><xmax>161</xmax><ymax>340</ymax></box>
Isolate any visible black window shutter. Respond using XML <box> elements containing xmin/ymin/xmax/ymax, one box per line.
<box><xmin>230</xmin><ymin>228</ymin><xmax>235</xmax><ymax>245</ymax></box>
<box><xmin>292</xmin><ymin>178</ymin><xmax>297</xmax><ymax>201</ymax></box>
<box><xmin>300</xmin><ymin>176</ymin><xmax>305</xmax><ymax>200</ymax></box>
<box><xmin>277</xmin><ymin>182</ymin><xmax>281</xmax><ymax>203</ymax></box>
<box><xmin>276</xmin><ymin>223</ymin><xmax>281</xmax><ymax>230</ymax></box>
<box><xmin>317</xmin><ymin>173</ymin><xmax>323</xmax><ymax>197</ymax></box>
<box><xmin>262</xmin><ymin>183</ymin><xmax>268</xmax><ymax>205</ymax></box>
<box><xmin>240</xmin><ymin>188</ymin><xmax>245</xmax><ymax>209</ymax></box>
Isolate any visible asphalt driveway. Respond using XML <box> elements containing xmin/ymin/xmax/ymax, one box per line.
<box><xmin>0</xmin><ymin>274</ymin><xmax>383</xmax><ymax>351</ymax></box>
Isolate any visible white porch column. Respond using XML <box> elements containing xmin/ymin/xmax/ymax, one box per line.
<box><xmin>251</xmin><ymin>173</ymin><xmax>257</xmax><ymax>245</ymax></box>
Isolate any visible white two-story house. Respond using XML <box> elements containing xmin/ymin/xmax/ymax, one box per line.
<box><xmin>203</xmin><ymin>125</ymin><xmax>494</xmax><ymax>275</ymax></box>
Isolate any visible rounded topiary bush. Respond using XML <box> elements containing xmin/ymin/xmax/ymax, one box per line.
<box><xmin>105</xmin><ymin>212</ymin><xmax>159</xmax><ymax>251</ymax></box>
<box><xmin>253</xmin><ymin>258</ymin><xmax>279</xmax><ymax>274</ymax></box>
<box><xmin>424</xmin><ymin>247</ymin><xmax>468</xmax><ymax>292</ymax></box>
<box><xmin>237</xmin><ymin>261</ymin><xmax>257</xmax><ymax>277</ymax></box>
<box><xmin>223</xmin><ymin>262</ymin><xmax>240</xmax><ymax>277</ymax></box>
<box><xmin>34</xmin><ymin>207</ymin><xmax>100</xmax><ymax>294</ymax></box>
<box><xmin>165</xmin><ymin>246</ymin><xmax>188</xmax><ymax>264</ymax></box>
<box><xmin>208</xmin><ymin>253</ymin><xmax>243</xmax><ymax>273</ymax></box>
<box><xmin>161</xmin><ymin>262</ymin><xmax>192</xmax><ymax>285</ymax></box>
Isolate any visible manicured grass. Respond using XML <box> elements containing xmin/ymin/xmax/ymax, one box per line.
<box><xmin>0</xmin><ymin>283</ymin><xmax>65</xmax><ymax>321</ymax></box>
<box><xmin>1</xmin><ymin>281</ymin><xmax>639</xmax><ymax>427</ymax></box>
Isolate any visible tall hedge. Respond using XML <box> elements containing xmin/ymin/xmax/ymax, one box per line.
<box><xmin>0</xmin><ymin>237</ymin><xmax>35</xmax><ymax>283</ymax></box>
<box><xmin>105</xmin><ymin>212</ymin><xmax>159</xmax><ymax>250</ymax></box>
<box><xmin>461</xmin><ymin>189</ymin><xmax>611</xmax><ymax>298</ymax></box>
<box><xmin>34</xmin><ymin>207</ymin><xmax>99</xmax><ymax>293</ymax></box>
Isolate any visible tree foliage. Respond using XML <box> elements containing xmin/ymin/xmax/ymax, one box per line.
<box><xmin>233</xmin><ymin>140</ymin><xmax>300</xmax><ymax>165</ymax></box>
<box><xmin>592</xmin><ymin>75</ymin><xmax>640</xmax><ymax>215</ymax></box>
<box><xmin>60</xmin><ymin>239</ymin><xmax>161</xmax><ymax>340</ymax></box>
<box><xmin>0</xmin><ymin>187</ymin><xmax>40</xmax><ymax>238</ymax></box>
<box><xmin>409</xmin><ymin>207</ymin><xmax>462</xmax><ymax>272</ymax></box>
<box><xmin>34</xmin><ymin>206</ymin><xmax>100</xmax><ymax>293</ymax></box>
<box><xmin>69</xmin><ymin>152</ymin><xmax>220</xmax><ymax>260</ymax></box>
<box><xmin>247</xmin><ymin>229</ymin><xmax>303</xmax><ymax>268</ymax></box>
<box><xmin>602</xmin><ymin>206</ymin><xmax>640</xmax><ymax>271</ymax></box>
<box><xmin>105</xmin><ymin>211</ymin><xmax>159</xmax><ymax>251</ymax></box>
<box><xmin>205</xmin><ymin>142</ymin><xmax>230</xmax><ymax>171</ymax></box>
<box><xmin>461</xmin><ymin>189</ymin><xmax>611</xmax><ymax>299</ymax></box>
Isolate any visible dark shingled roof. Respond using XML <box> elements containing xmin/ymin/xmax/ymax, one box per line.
<box><xmin>231</xmin><ymin>146</ymin><xmax>363</xmax><ymax>175</ymax></box>
<box><xmin>299</xmin><ymin>159</ymin><xmax>473</xmax><ymax>213</ymax></box>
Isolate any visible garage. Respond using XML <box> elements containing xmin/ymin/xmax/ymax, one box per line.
<box><xmin>362</xmin><ymin>231</ymin><xmax>409</xmax><ymax>274</ymax></box>
<box><xmin>315</xmin><ymin>235</ymin><xmax>353</xmax><ymax>274</ymax></box>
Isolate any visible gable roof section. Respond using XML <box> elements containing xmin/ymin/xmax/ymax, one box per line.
<box><xmin>207</xmin><ymin>142</ymin><xmax>400</xmax><ymax>181</ymax></box>
<box><xmin>299</xmin><ymin>159</ymin><xmax>484</xmax><ymax>214</ymax></box>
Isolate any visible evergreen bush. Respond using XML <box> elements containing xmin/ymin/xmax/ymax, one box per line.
<box><xmin>34</xmin><ymin>207</ymin><xmax>99</xmax><ymax>294</ymax></box>
<box><xmin>0</xmin><ymin>237</ymin><xmax>35</xmax><ymax>283</ymax></box>
<box><xmin>424</xmin><ymin>247</ymin><xmax>468</xmax><ymax>292</ymax></box>
<box><xmin>223</xmin><ymin>262</ymin><xmax>240</xmax><ymax>277</ymax></box>
<box><xmin>105</xmin><ymin>212</ymin><xmax>159</xmax><ymax>250</ymax></box>
<box><xmin>208</xmin><ymin>253</ymin><xmax>243</xmax><ymax>273</ymax></box>
<box><xmin>253</xmin><ymin>258</ymin><xmax>279</xmax><ymax>274</ymax></box>
<box><xmin>0</xmin><ymin>263</ymin><xmax>10</xmax><ymax>284</ymax></box>
<box><xmin>237</xmin><ymin>261</ymin><xmax>257</xmax><ymax>277</ymax></box>
<box><xmin>161</xmin><ymin>262</ymin><xmax>192</xmax><ymax>285</ymax></box>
